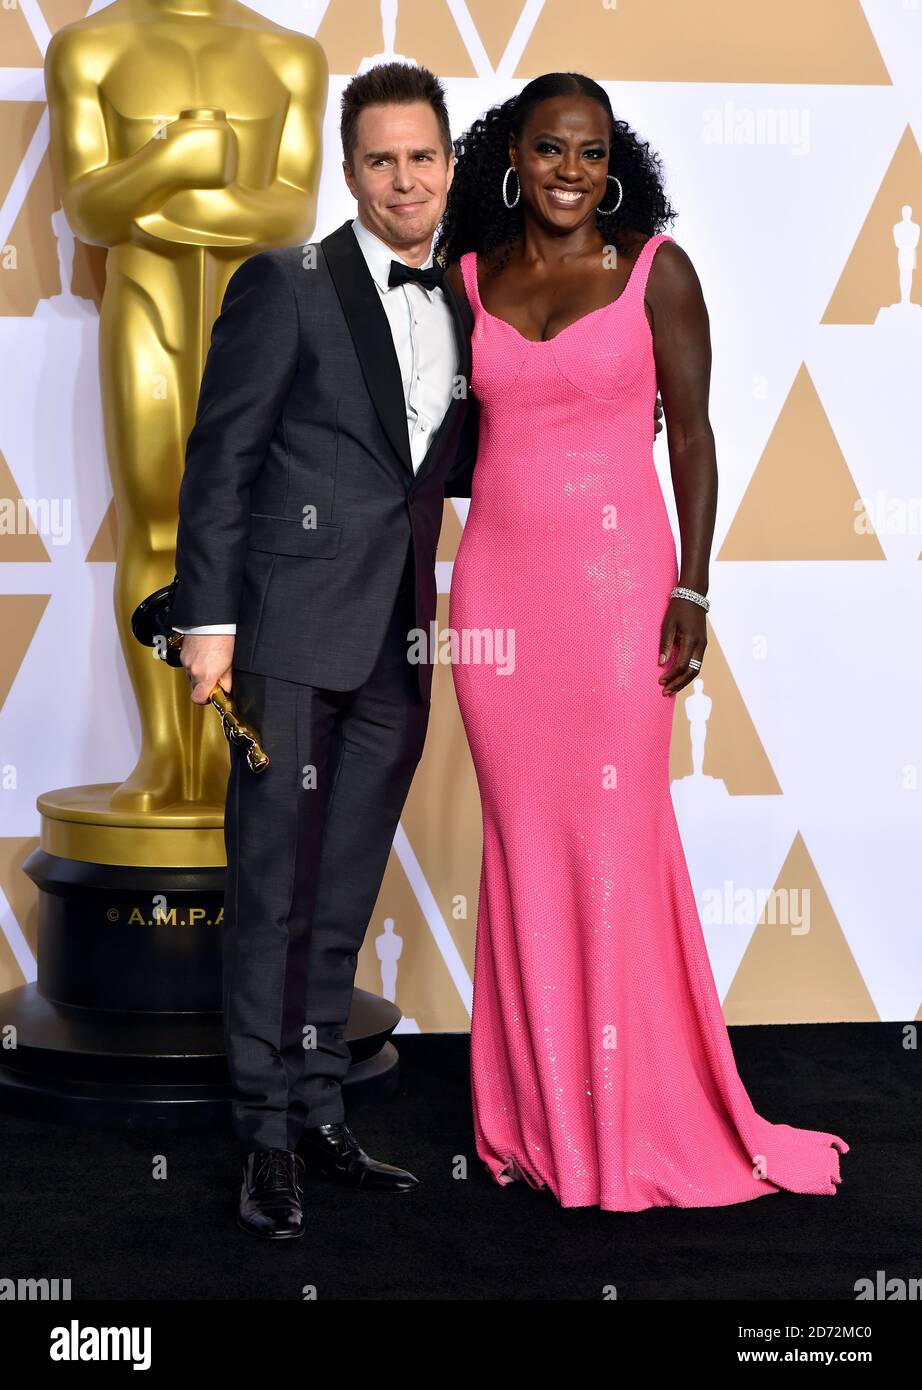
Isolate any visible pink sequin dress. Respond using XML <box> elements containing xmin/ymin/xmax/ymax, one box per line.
<box><xmin>449</xmin><ymin>236</ymin><xmax>848</xmax><ymax>1211</ymax></box>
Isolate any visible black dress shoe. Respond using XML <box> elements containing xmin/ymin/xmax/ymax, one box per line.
<box><xmin>238</xmin><ymin>1148</ymin><xmax>306</xmax><ymax>1239</ymax></box>
<box><xmin>299</xmin><ymin>1121</ymin><xmax>419</xmax><ymax>1192</ymax></box>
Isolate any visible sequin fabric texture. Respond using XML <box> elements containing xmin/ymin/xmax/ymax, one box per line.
<box><xmin>449</xmin><ymin>235</ymin><xmax>848</xmax><ymax>1211</ymax></box>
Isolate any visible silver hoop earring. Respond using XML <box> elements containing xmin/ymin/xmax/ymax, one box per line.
<box><xmin>502</xmin><ymin>165</ymin><xmax>520</xmax><ymax>209</ymax></box>
<box><xmin>597</xmin><ymin>174</ymin><xmax>623</xmax><ymax>215</ymax></box>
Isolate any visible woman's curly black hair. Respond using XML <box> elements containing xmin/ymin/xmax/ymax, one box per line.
<box><xmin>434</xmin><ymin>72</ymin><xmax>676</xmax><ymax>274</ymax></box>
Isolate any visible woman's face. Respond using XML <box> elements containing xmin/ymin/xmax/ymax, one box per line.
<box><xmin>510</xmin><ymin>94</ymin><xmax>612</xmax><ymax>233</ymax></box>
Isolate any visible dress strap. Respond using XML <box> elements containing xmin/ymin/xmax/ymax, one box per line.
<box><xmin>628</xmin><ymin>233</ymin><xmax>675</xmax><ymax>301</ymax></box>
<box><xmin>459</xmin><ymin>251</ymin><xmax>482</xmax><ymax>316</ymax></box>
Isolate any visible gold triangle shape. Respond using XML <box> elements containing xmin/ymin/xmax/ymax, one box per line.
<box><xmin>316</xmin><ymin>0</ymin><xmax>475</xmax><ymax>77</ymax></box>
<box><xmin>315</xmin><ymin>0</ymin><xmax>384</xmax><ymax>73</ymax></box>
<box><xmin>397</xmin><ymin>594</ymin><xmax>482</xmax><ymax>980</ymax></box>
<box><xmin>823</xmin><ymin>126</ymin><xmax>922</xmax><ymax>321</ymax></box>
<box><xmin>87</xmin><ymin>496</ymin><xmax>117</xmax><ymax>563</ymax></box>
<box><xmin>466</xmin><ymin>0</ymin><xmax>528</xmax><ymax>69</ymax></box>
<box><xmin>723</xmin><ymin>831</ymin><xmax>879</xmax><ymax>1023</ymax></box>
<box><xmin>359</xmin><ymin>834</ymin><xmax>472</xmax><ymax>1030</ymax></box>
<box><xmin>516</xmin><ymin>0</ymin><xmax>890</xmax><ymax>82</ymax></box>
<box><xmin>0</xmin><ymin>928</ymin><xmax>25</xmax><ymax>994</ymax></box>
<box><xmin>718</xmin><ymin>364</ymin><xmax>885</xmax><ymax>560</ymax></box>
<box><xmin>0</xmin><ymin>596</ymin><xmax>51</xmax><ymax>716</ymax></box>
<box><xmin>40</xmin><ymin>1</ymin><xmax>97</xmax><ymax>35</ymax></box>
<box><xmin>0</xmin><ymin>105</ymin><xmax>45</xmax><ymax>288</ymax></box>
<box><xmin>436</xmin><ymin>498</ymin><xmax>464</xmax><ymax>562</ymax></box>
<box><xmin>669</xmin><ymin>619</ymin><xmax>781</xmax><ymax>794</ymax></box>
<box><xmin>0</xmin><ymin>453</ymin><xmax>52</xmax><ymax>561</ymax></box>
<box><xmin>0</xmin><ymin>146</ymin><xmax>103</xmax><ymax>315</ymax></box>
<box><xmin>0</xmin><ymin>836</ymin><xmax>40</xmax><ymax>962</ymax></box>
<box><xmin>0</xmin><ymin>103</ymin><xmax>44</xmax><ymax>216</ymax></box>
<box><xmin>396</xmin><ymin>0</ymin><xmax>477</xmax><ymax>75</ymax></box>
<box><xmin>0</xmin><ymin>2</ymin><xmax>44</xmax><ymax>67</ymax></box>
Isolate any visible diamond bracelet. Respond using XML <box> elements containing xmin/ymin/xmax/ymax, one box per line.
<box><xmin>670</xmin><ymin>585</ymin><xmax>710</xmax><ymax>612</ymax></box>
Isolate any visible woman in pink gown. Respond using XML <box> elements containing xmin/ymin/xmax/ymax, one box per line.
<box><xmin>438</xmin><ymin>74</ymin><xmax>848</xmax><ymax>1212</ymax></box>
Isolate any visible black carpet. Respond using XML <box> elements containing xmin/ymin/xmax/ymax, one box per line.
<box><xmin>0</xmin><ymin>1025</ymin><xmax>915</xmax><ymax>1301</ymax></box>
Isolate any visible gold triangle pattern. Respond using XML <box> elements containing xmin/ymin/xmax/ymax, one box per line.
<box><xmin>822</xmin><ymin>126</ymin><xmax>922</xmax><ymax>321</ymax></box>
<box><xmin>723</xmin><ymin>832</ymin><xmax>879</xmax><ymax>1024</ymax></box>
<box><xmin>0</xmin><ymin>452</ymin><xmax>52</xmax><ymax>562</ymax></box>
<box><xmin>0</xmin><ymin>596</ymin><xmax>51</xmax><ymax>717</ymax></box>
<box><xmin>669</xmin><ymin>620</ymin><xmax>782</xmax><ymax>795</ymax></box>
<box><xmin>316</xmin><ymin>0</ymin><xmax>475</xmax><ymax>78</ymax></box>
<box><xmin>86</xmin><ymin>496</ymin><xmax>117</xmax><ymax>564</ymax></box>
<box><xmin>516</xmin><ymin>0</ymin><xmax>891</xmax><ymax>83</ymax></box>
<box><xmin>719</xmin><ymin>365</ymin><xmax>885</xmax><ymax>561</ymax></box>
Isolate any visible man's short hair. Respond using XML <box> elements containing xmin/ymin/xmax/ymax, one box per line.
<box><xmin>340</xmin><ymin>62</ymin><xmax>453</xmax><ymax>165</ymax></box>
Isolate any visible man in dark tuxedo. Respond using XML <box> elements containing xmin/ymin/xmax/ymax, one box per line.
<box><xmin>171</xmin><ymin>63</ymin><xmax>476</xmax><ymax>1239</ymax></box>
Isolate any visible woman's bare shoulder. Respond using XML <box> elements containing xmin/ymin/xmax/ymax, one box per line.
<box><xmin>638</xmin><ymin>232</ymin><xmax>704</xmax><ymax>314</ymax></box>
<box><xmin>642</xmin><ymin>230</ymin><xmax>697</xmax><ymax>283</ymax></box>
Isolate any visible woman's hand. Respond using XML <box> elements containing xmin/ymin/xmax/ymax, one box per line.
<box><xmin>657</xmin><ymin>597</ymin><xmax>706</xmax><ymax>697</ymax></box>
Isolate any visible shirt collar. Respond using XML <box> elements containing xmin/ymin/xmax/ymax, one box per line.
<box><xmin>351</xmin><ymin>215</ymin><xmax>436</xmax><ymax>295</ymax></box>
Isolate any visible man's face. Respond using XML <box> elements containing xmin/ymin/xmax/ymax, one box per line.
<box><xmin>343</xmin><ymin>101</ymin><xmax>454</xmax><ymax>257</ymax></box>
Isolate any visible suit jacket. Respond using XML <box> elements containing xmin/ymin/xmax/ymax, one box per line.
<box><xmin>170</xmin><ymin>219</ymin><xmax>478</xmax><ymax>701</ymax></box>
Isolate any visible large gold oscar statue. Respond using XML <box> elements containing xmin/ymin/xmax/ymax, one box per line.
<box><xmin>41</xmin><ymin>0</ymin><xmax>326</xmax><ymax>867</ymax></box>
<box><xmin>2</xmin><ymin>0</ymin><xmax>327</xmax><ymax>1124</ymax></box>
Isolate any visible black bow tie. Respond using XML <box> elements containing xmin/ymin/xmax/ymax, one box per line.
<box><xmin>388</xmin><ymin>260</ymin><xmax>445</xmax><ymax>291</ymax></box>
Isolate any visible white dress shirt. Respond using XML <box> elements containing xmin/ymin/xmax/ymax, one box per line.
<box><xmin>175</xmin><ymin>216</ymin><xmax>458</xmax><ymax>636</ymax></box>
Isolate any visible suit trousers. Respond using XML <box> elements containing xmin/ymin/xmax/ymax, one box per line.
<box><xmin>222</xmin><ymin>547</ymin><xmax>429</xmax><ymax>1153</ymax></box>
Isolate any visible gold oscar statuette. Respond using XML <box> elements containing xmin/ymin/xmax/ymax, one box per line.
<box><xmin>41</xmin><ymin>0</ymin><xmax>327</xmax><ymax>868</ymax></box>
<box><xmin>5</xmin><ymin>3</ymin><xmax>329</xmax><ymax>1124</ymax></box>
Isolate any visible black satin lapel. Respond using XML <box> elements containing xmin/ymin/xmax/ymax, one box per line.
<box><xmin>412</xmin><ymin>273</ymin><xmax>472</xmax><ymax>486</ymax></box>
<box><xmin>321</xmin><ymin>221</ymin><xmax>413</xmax><ymax>476</ymax></box>
<box><xmin>444</xmin><ymin>271</ymin><xmax>474</xmax><ymax>389</ymax></box>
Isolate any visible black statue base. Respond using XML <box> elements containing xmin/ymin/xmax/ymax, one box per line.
<box><xmin>0</xmin><ymin>845</ymin><xmax>400</xmax><ymax>1130</ymax></box>
<box><xmin>0</xmin><ymin>984</ymin><xmax>399</xmax><ymax>1131</ymax></box>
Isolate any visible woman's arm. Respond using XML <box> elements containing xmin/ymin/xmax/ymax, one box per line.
<box><xmin>645</xmin><ymin>241</ymin><xmax>718</xmax><ymax>696</ymax></box>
